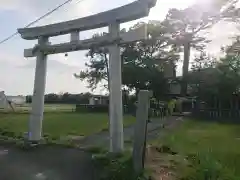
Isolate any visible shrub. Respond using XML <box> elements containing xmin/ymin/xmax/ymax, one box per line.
<box><xmin>181</xmin><ymin>153</ymin><xmax>239</xmax><ymax>180</ymax></box>
<box><xmin>75</xmin><ymin>104</ymin><xmax>108</xmax><ymax>113</ymax></box>
<box><xmin>92</xmin><ymin>152</ymin><xmax>145</xmax><ymax>180</ymax></box>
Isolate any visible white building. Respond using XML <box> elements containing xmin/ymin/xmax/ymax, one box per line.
<box><xmin>0</xmin><ymin>91</ymin><xmax>26</xmax><ymax>109</ymax></box>
<box><xmin>7</xmin><ymin>95</ymin><xmax>26</xmax><ymax>105</ymax></box>
<box><xmin>89</xmin><ymin>95</ymin><xmax>109</xmax><ymax>105</ymax></box>
<box><xmin>0</xmin><ymin>91</ymin><xmax>9</xmax><ymax>109</ymax></box>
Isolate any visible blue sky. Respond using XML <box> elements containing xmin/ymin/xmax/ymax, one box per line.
<box><xmin>0</xmin><ymin>0</ymin><xmax>238</xmax><ymax>95</ymax></box>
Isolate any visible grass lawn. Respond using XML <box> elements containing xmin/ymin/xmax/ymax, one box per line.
<box><xmin>150</xmin><ymin>119</ymin><xmax>240</xmax><ymax>179</ymax></box>
<box><xmin>6</xmin><ymin>104</ymin><xmax>76</xmax><ymax>112</ymax></box>
<box><xmin>0</xmin><ymin>113</ymin><xmax>135</xmax><ymax>138</ymax></box>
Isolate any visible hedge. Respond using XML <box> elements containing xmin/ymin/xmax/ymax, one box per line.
<box><xmin>76</xmin><ymin>104</ymin><xmax>108</xmax><ymax>113</ymax></box>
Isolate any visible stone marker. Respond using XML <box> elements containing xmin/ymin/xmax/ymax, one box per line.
<box><xmin>133</xmin><ymin>90</ymin><xmax>151</xmax><ymax>174</ymax></box>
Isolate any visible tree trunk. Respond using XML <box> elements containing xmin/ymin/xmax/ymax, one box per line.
<box><xmin>181</xmin><ymin>41</ymin><xmax>191</xmax><ymax>96</ymax></box>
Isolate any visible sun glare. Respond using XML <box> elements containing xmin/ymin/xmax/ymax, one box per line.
<box><xmin>149</xmin><ymin>0</ymin><xmax>218</xmax><ymax>20</ymax></box>
<box><xmin>148</xmin><ymin>0</ymin><xmax>196</xmax><ymax>20</ymax></box>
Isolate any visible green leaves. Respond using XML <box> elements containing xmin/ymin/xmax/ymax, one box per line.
<box><xmin>190</xmin><ymin>49</ymin><xmax>240</xmax><ymax>102</ymax></box>
<box><xmin>75</xmin><ymin>21</ymin><xmax>179</xmax><ymax>99</ymax></box>
<box><xmin>74</xmin><ymin>45</ymin><xmax>109</xmax><ymax>90</ymax></box>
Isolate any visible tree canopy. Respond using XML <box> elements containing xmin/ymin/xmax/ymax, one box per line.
<box><xmin>75</xmin><ymin>0</ymin><xmax>240</xmax><ymax>101</ymax></box>
<box><xmin>74</xmin><ymin>21</ymin><xmax>180</xmax><ymax>100</ymax></box>
<box><xmin>190</xmin><ymin>50</ymin><xmax>240</xmax><ymax>104</ymax></box>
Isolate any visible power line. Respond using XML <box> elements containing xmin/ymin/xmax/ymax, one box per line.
<box><xmin>75</xmin><ymin>0</ymin><xmax>86</xmax><ymax>5</ymax></box>
<box><xmin>0</xmin><ymin>0</ymin><xmax>85</xmax><ymax>45</ymax></box>
<box><xmin>0</xmin><ymin>32</ymin><xmax>19</xmax><ymax>45</ymax></box>
<box><xmin>0</xmin><ymin>0</ymin><xmax>73</xmax><ymax>44</ymax></box>
<box><xmin>24</xmin><ymin>0</ymin><xmax>74</xmax><ymax>28</ymax></box>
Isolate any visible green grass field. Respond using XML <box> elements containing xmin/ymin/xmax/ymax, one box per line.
<box><xmin>5</xmin><ymin>103</ymin><xmax>76</xmax><ymax>112</ymax></box>
<box><xmin>0</xmin><ymin>112</ymin><xmax>135</xmax><ymax>139</ymax></box>
<box><xmin>154</xmin><ymin>119</ymin><xmax>240</xmax><ymax>179</ymax></box>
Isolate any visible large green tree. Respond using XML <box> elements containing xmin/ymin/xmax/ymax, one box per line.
<box><xmin>74</xmin><ymin>32</ymin><xmax>110</xmax><ymax>91</ymax></box>
<box><xmin>190</xmin><ymin>51</ymin><xmax>240</xmax><ymax>104</ymax></box>
<box><xmin>75</xmin><ymin>0</ymin><xmax>239</xmax><ymax>99</ymax></box>
<box><xmin>74</xmin><ymin>21</ymin><xmax>180</xmax><ymax>100</ymax></box>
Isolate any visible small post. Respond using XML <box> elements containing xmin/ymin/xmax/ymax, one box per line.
<box><xmin>70</xmin><ymin>31</ymin><xmax>80</xmax><ymax>42</ymax></box>
<box><xmin>230</xmin><ymin>98</ymin><xmax>233</xmax><ymax>118</ymax></box>
<box><xmin>219</xmin><ymin>101</ymin><xmax>222</xmax><ymax>118</ymax></box>
<box><xmin>28</xmin><ymin>36</ymin><xmax>49</xmax><ymax>143</ymax></box>
<box><xmin>133</xmin><ymin>90</ymin><xmax>151</xmax><ymax>175</ymax></box>
<box><xmin>108</xmin><ymin>21</ymin><xmax>124</xmax><ymax>153</ymax></box>
<box><xmin>236</xmin><ymin>96</ymin><xmax>239</xmax><ymax>118</ymax></box>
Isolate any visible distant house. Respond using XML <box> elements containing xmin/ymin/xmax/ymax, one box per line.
<box><xmin>88</xmin><ymin>95</ymin><xmax>109</xmax><ymax>105</ymax></box>
<box><xmin>0</xmin><ymin>91</ymin><xmax>9</xmax><ymax>109</ymax></box>
<box><xmin>6</xmin><ymin>95</ymin><xmax>26</xmax><ymax>105</ymax></box>
<box><xmin>0</xmin><ymin>91</ymin><xmax>26</xmax><ymax>107</ymax></box>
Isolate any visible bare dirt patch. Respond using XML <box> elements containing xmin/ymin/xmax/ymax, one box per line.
<box><xmin>145</xmin><ymin>145</ymin><xmax>189</xmax><ymax>180</ymax></box>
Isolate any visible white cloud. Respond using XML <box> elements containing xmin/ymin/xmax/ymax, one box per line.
<box><xmin>0</xmin><ymin>55</ymin><xmax>90</xmax><ymax>95</ymax></box>
<box><xmin>0</xmin><ymin>51</ymin><xmax>26</xmax><ymax>67</ymax></box>
<box><xmin>0</xmin><ymin>0</ymin><xmax>22</xmax><ymax>10</ymax></box>
<box><xmin>149</xmin><ymin>0</ymin><xmax>196</xmax><ymax>20</ymax></box>
<box><xmin>0</xmin><ymin>0</ymin><xmax>99</xmax><ymax>26</ymax></box>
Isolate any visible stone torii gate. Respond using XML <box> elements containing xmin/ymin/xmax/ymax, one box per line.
<box><xmin>18</xmin><ymin>0</ymin><xmax>156</xmax><ymax>152</ymax></box>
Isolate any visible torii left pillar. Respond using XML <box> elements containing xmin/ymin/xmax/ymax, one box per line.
<box><xmin>108</xmin><ymin>21</ymin><xmax>124</xmax><ymax>152</ymax></box>
<box><xmin>28</xmin><ymin>37</ymin><xmax>48</xmax><ymax>143</ymax></box>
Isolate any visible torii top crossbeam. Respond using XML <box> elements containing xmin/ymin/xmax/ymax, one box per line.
<box><xmin>18</xmin><ymin>0</ymin><xmax>156</xmax><ymax>40</ymax></box>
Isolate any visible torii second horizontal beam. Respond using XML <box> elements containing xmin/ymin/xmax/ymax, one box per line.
<box><xmin>24</xmin><ymin>25</ymin><xmax>147</xmax><ymax>57</ymax></box>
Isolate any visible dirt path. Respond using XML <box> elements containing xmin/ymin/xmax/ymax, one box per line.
<box><xmin>78</xmin><ymin>116</ymin><xmax>182</xmax><ymax>148</ymax></box>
